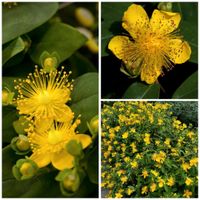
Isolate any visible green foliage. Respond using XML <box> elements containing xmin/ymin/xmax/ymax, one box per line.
<box><xmin>3</xmin><ymin>3</ymin><xmax>59</xmax><ymax>44</ymax></box>
<box><xmin>101</xmin><ymin>102</ymin><xmax>198</xmax><ymax>198</ymax></box>
<box><xmin>169</xmin><ymin>102</ymin><xmax>198</xmax><ymax>126</ymax></box>
<box><xmin>123</xmin><ymin>82</ymin><xmax>160</xmax><ymax>99</ymax></box>
<box><xmin>172</xmin><ymin>72</ymin><xmax>197</xmax><ymax>99</ymax></box>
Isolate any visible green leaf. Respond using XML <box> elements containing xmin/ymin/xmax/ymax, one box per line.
<box><xmin>29</xmin><ymin>22</ymin><xmax>87</xmax><ymax>64</ymax></box>
<box><xmin>3</xmin><ymin>37</ymin><xmax>25</xmax><ymax>65</ymax></box>
<box><xmin>173</xmin><ymin>3</ymin><xmax>198</xmax><ymax>63</ymax></box>
<box><xmin>71</xmin><ymin>73</ymin><xmax>98</xmax><ymax>133</ymax></box>
<box><xmin>86</xmin><ymin>147</ymin><xmax>98</xmax><ymax>184</ymax></box>
<box><xmin>123</xmin><ymin>82</ymin><xmax>160</xmax><ymax>99</ymax></box>
<box><xmin>101</xmin><ymin>3</ymin><xmax>132</xmax><ymax>56</ymax></box>
<box><xmin>3</xmin><ymin>3</ymin><xmax>58</xmax><ymax>44</ymax></box>
<box><xmin>172</xmin><ymin>71</ymin><xmax>197</xmax><ymax>99</ymax></box>
<box><xmin>68</xmin><ymin>53</ymin><xmax>97</xmax><ymax>78</ymax></box>
<box><xmin>3</xmin><ymin>106</ymin><xmax>18</xmax><ymax>143</ymax></box>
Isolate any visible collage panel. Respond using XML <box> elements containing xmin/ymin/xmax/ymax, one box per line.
<box><xmin>2</xmin><ymin>2</ymin><xmax>98</xmax><ymax>198</ymax></box>
<box><xmin>101</xmin><ymin>101</ymin><xmax>198</xmax><ymax>198</ymax></box>
<box><xmin>101</xmin><ymin>2</ymin><xmax>198</xmax><ymax>99</ymax></box>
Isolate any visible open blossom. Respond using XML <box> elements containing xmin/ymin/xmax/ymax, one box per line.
<box><xmin>108</xmin><ymin>4</ymin><xmax>191</xmax><ymax>84</ymax></box>
<box><xmin>14</xmin><ymin>66</ymin><xmax>73</xmax><ymax>122</ymax></box>
<box><xmin>28</xmin><ymin>119</ymin><xmax>92</xmax><ymax>170</ymax></box>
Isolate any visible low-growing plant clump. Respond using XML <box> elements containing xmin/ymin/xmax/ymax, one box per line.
<box><xmin>101</xmin><ymin>102</ymin><xmax>198</xmax><ymax>198</ymax></box>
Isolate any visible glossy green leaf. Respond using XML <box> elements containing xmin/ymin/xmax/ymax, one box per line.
<box><xmin>172</xmin><ymin>71</ymin><xmax>197</xmax><ymax>99</ymax></box>
<box><xmin>123</xmin><ymin>82</ymin><xmax>160</xmax><ymax>99</ymax></box>
<box><xmin>71</xmin><ymin>73</ymin><xmax>98</xmax><ymax>132</ymax></box>
<box><xmin>173</xmin><ymin>3</ymin><xmax>198</xmax><ymax>63</ymax></box>
<box><xmin>86</xmin><ymin>147</ymin><xmax>98</xmax><ymax>184</ymax></box>
<box><xmin>2</xmin><ymin>77</ymin><xmax>16</xmax><ymax>91</ymax></box>
<box><xmin>3</xmin><ymin>106</ymin><xmax>18</xmax><ymax>143</ymax></box>
<box><xmin>68</xmin><ymin>53</ymin><xmax>97</xmax><ymax>78</ymax></box>
<box><xmin>3</xmin><ymin>37</ymin><xmax>25</xmax><ymax>65</ymax></box>
<box><xmin>3</xmin><ymin>3</ymin><xmax>58</xmax><ymax>44</ymax></box>
<box><xmin>101</xmin><ymin>3</ymin><xmax>132</xmax><ymax>56</ymax></box>
<box><xmin>29</xmin><ymin>22</ymin><xmax>87</xmax><ymax>64</ymax></box>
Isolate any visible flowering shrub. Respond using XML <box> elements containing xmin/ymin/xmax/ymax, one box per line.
<box><xmin>101</xmin><ymin>102</ymin><xmax>198</xmax><ymax>198</ymax></box>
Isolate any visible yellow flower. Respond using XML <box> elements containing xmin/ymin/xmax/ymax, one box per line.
<box><xmin>141</xmin><ymin>186</ymin><xmax>148</xmax><ymax>194</ymax></box>
<box><xmin>181</xmin><ymin>163</ymin><xmax>191</xmax><ymax>172</ymax></box>
<box><xmin>126</xmin><ymin>187</ymin><xmax>134</xmax><ymax>195</ymax></box>
<box><xmin>141</xmin><ymin>169</ymin><xmax>149</xmax><ymax>178</ymax></box>
<box><xmin>190</xmin><ymin>157</ymin><xmax>198</xmax><ymax>167</ymax></box>
<box><xmin>144</xmin><ymin>133</ymin><xmax>151</xmax><ymax>145</ymax></box>
<box><xmin>131</xmin><ymin>160</ymin><xmax>138</xmax><ymax>168</ymax></box>
<box><xmin>157</xmin><ymin>177</ymin><xmax>165</xmax><ymax>188</ymax></box>
<box><xmin>187</xmin><ymin>131</ymin><xmax>195</xmax><ymax>139</ymax></box>
<box><xmin>108</xmin><ymin>4</ymin><xmax>191</xmax><ymax>84</ymax></box>
<box><xmin>121</xmin><ymin>176</ymin><xmax>128</xmax><ymax>184</ymax></box>
<box><xmin>167</xmin><ymin>177</ymin><xmax>175</xmax><ymax>187</ymax></box>
<box><xmin>164</xmin><ymin>138</ymin><xmax>171</xmax><ymax>147</ymax></box>
<box><xmin>151</xmin><ymin>170</ymin><xmax>159</xmax><ymax>177</ymax></box>
<box><xmin>14</xmin><ymin>67</ymin><xmax>73</xmax><ymax>122</ymax></box>
<box><xmin>183</xmin><ymin>189</ymin><xmax>192</xmax><ymax>198</ymax></box>
<box><xmin>115</xmin><ymin>192</ymin><xmax>123</xmax><ymax>198</ymax></box>
<box><xmin>185</xmin><ymin>177</ymin><xmax>193</xmax><ymax>186</ymax></box>
<box><xmin>122</xmin><ymin>132</ymin><xmax>129</xmax><ymax>139</ymax></box>
<box><xmin>150</xmin><ymin>183</ymin><xmax>157</xmax><ymax>192</ymax></box>
<box><xmin>28</xmin><ymin>119</ymin><xmax>92</xmax><ymax>170</ymax></box>
<box><xmin>130</xmin><ymin>142</ymin><xmax>137</xmax><ymax>153</ymax></box>
<box><xmin>152</xmin><ymin>151</ymin><xmax>166</xmax><ymax>163</ymax></box>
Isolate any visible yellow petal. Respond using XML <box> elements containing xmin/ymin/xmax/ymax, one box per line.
<box><xmin>108</xmin><ymin>36</ymin><xmax>134</xmax><ymax>60</ymax></box>
<box><xmin>141</xmin><ymin>64</ymin><xmax>162</xmax><ymax>84</ymax></box>
<box><xmin>122</xmin><ymin>4</ymin><xmax>149</xmax><ymax>39</ymax></box>
<box><xmin>74</xmin><ymin>134</ymin><xmax>92</xmax><ymax>149</ymax></box>
<box><xmin>150</xmin><ymin>9</ymin><xmax>181</xmax><ymax>34</ymax></box>
<box><xmin>167</xmin><ymin>39</ymin><xmax>191</xmax><ymax>64</ymax></box>
<box><xmin>29</xmin><ymin>152</ymin><xmax>51</xmax><ymax>168</ymax></box>
<box><xmin>51</xmin><ymin>150</ymin><xmax>74</xmax><ymax>170</ymax></box>
<box><xmin>56</xmin><ymin>105</ymin><xmax>74</xmax><ymax>123</ymax></box>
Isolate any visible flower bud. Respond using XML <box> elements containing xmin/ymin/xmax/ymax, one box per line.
<box><xmin>12</xmin><ymin>159</ymin><xmax>38</xmax><ymax>180</ymax></box>
<box><xmin>75</xmin><ymin>7</ymin><xmax>95</xmax><ymax>28</ymax></box>
<box><xmin>2</xmin><ymin>89</ymin><xmax>15</xmax><ymax>106</ymax></box>
<box><xmin>13</xmin><ymin>116</ymin><xmax>29</xmax><ymax>135</ymax></box>
<box><xmin>56</xmin><ymin>168</ymin><xmax>83</xmax><ymax>196</ymax></box>
<box><xmin>66</xmin><ymin>140</ymin><xmax>83</xmax><ymax>157</ymax></box>
<box><xmin>158</xmin><ymin>2</ymin><xmax>172</xmax><ymax>11</ymax></box>
<box><xmin>40</xmin><ymin>51</ymin><xmax>59</xmax><ymax>72</ymax></box>
<box><xmin>86</xmin><ymin>38</ymin><xmax>98</xmax><ymax>54</ymax></box>
<box><xmin>11</xmin><ymin>135</ymin><xmax>30</xmax><ymax>155</ymax></box>
<box><xmin>87</xmin><ymin>115</ymin><xmax>98</xmax><ymax>138</ymax></box>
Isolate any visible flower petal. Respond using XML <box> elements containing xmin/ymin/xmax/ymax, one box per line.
<box><xmin>74</xmin><ymin>134</ymin><xmax>92</xmax><ymax>149</ymax></box>
<box><xmin>122</xmin><ymin>4</ymin><xmax>149</xmax><ymax>39</ymax></box>
<box><xmin>51</xmin><ymin>150</ymin><xmax>74</xmax><ymax>170</ymax></box>
<box><xmin>29</xmin><ymin>152</ymin><xmax>51</xmax><ymax>168</ymax></box>
<box><xmin>150</xmin><ymin>9</ymin><xmax>181</xmax><ymax>35</ymax></box>
<box><xmin>167</xmin><ymin>39</ymin><xmax>191</xmax><ymax>64</ymax></box>
<box><xmin>141</xmin><ymin>64</ymin><xmax>162</xmax><ymax>84</ymax></box>
<box><xmin>56</xmin><ymin>105</ymin><xmax>74</xmax><ymax>123</ymax></box>
<box><xmin>108</xmin><ymin>36</ymin><xmax>134</xmax><ymax>60</ymax></box>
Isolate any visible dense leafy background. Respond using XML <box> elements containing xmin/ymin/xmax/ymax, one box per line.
<box><xmin>3</xmin><ymin>2</ymin><xmax>98</xmax><ymax>197</ymax></box>
<box><xmin>101</xmin><ymin>2</ymin><xmax>198</xmax><ymax>99</ymax></box>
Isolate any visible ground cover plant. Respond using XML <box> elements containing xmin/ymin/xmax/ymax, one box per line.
<box><xmin>101</xmin><ymin>101</ymin><xmax>198</xmax><ymax>198</ymax></box>
<box><xmin>3</xmin><ymin>2</ymin><xmax>98</xmax><ymax>197</ymax></box>
<box><xmin>101</xmin><ymin>2</ymin><xmax>197</xmax><ymax>99</ymax></box>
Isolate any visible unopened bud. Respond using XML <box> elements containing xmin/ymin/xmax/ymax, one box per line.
<box><xmin>87</xmin><ymin>115</ymin><xmax>98</xmax><ymax>138</ymax></box>
<box><xmin>75</xmin><ymin>7</ymin><xmax>95</xmax><ymax>28</ymax></box>
<box><xmin>158</xmin><ymin>2</ymin><xmax>172</xmax><ymax>11</ymax></box>
<box><xmin>2</xmin><ymin>89</ymin><xmax>14</xmax><ymax>106</ymax></box>
<box><xmin>13</xmin><ymin>116</ymin><xmax>29</xmax><ymax>135</ymax></box>
<box><xmin>12</xmin><ymin>159</ymin><xmax>38</xmax><ymax>180</ymax></box>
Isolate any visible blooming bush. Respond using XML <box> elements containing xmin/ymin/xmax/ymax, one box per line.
<box><xmin>101</xmin><ymin>102</ymin><xmax>198</xmax><ymax>198</ymax></box>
